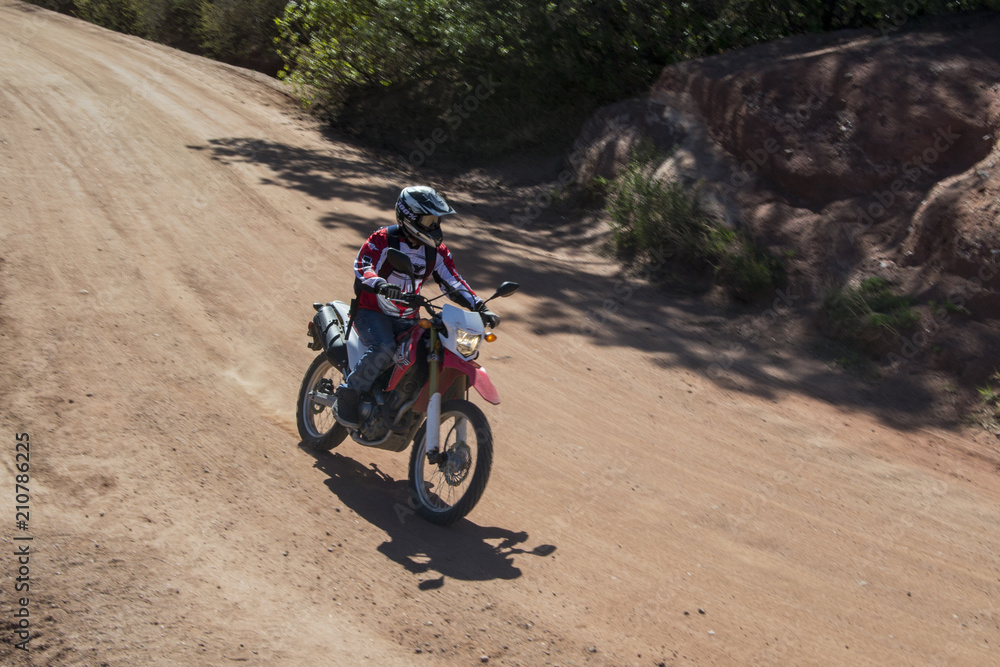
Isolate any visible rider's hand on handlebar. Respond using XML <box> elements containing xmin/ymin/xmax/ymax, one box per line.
<box><xmin>376</xmin><ymin>280</ymin><xmax>403</xmax><ymax>301</ymax></box>
<box><xmin>477</xmin><ymin>304</ymin><xmax>500</xmax><ymax>329</ymax></box>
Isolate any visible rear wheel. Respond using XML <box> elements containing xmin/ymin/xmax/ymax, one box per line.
<box><xmin>296</xmin><ymin>353</ymin><xmax>348</xmax><ymax>451</ymax></box>
<box><xmin>408</xmin><ymin>399</ymin><xmax>493</xmax><ymax>525</ymax></box>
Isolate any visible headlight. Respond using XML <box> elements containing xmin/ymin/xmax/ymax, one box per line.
<box><xmin>455</xmin><ymin>328</ymin><xmax>482</xmax><ymax>358</ymax></box>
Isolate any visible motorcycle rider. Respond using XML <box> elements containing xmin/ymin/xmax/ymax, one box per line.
<box><xmin>335</xmin><ymin>186</ymin><xmax>500</xmax><ymax>427</ymax></box>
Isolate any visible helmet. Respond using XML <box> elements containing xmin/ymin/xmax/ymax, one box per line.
<box><xmin>395</xmin><ymin>186</ymin><xmax>455</xmax><ymax>247</ymax></box>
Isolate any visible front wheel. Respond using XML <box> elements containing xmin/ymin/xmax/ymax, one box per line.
<box><xmin>296</xmin><ymin>353</ymin><xmax>349</xmax><ymax>451</ymax></box>
<box><xmin>408</xmin><ymin>399</ymin><xmax>493</xmax><ymax>525</ymax></box>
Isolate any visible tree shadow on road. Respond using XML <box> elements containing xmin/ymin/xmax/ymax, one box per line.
<box><xmin>187</xmin><ymin>137</ymin><xmax>399</xmax><ymax>208</ymax></box>
<box><xmin>196</xmin><ymin>135</ymin><xmax>953</xmax><ymax>430</ymax></box>
<box><xmin>304</xmin><ymin>446</ymin><xmax>557</xmax><ymax>588</ymax></box>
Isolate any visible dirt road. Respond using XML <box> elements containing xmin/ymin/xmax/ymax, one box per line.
<box><xmin>1</xmin><ymin>2</ymin><xmax>998</xmax><ymax>664</ymax></box>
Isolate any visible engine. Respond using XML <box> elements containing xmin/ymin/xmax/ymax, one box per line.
<box><xmin>356</xmin><ymin>360</ymin><xmax>428</xmax><ymax>442</ymax></box>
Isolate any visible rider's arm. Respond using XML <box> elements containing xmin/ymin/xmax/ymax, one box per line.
<box><xmin>432</xmin><ymin>244</ymin><xmax>481</xmax><ymax>310</ymax></box>
<box><xmin>354</xmin><ymin>231</ymin><xmax>390</xmax><ymax>293</ymax></box>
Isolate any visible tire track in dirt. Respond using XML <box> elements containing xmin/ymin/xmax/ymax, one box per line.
<box><xmin>2</xmin><ymin>2</ymin><xmax>999</xmax><ymax>665</ymax></box>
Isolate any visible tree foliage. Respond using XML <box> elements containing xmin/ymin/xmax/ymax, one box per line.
<box><xmin>275</xmin><ymin>1</ymin><xmax>690</xmax><ymax>156</ymax></box>
<box><xmin>48</xmin><ymin>0</ymin><xmax>287</xmax><ymax>72</ymax></box>
<box><xmin>275</xmin><ymin>0</ymin><xmax>1000</xmax><ymax>159</ymax></box>
<box><xmin>199</xmin><ymin>0</ymin><xmax>288</xmax><ymax>73</ymax></box>
<box><xmin>32</xmin><ymin>0</ymin><xmax>1000</xmax><ymax>157</ymax></box>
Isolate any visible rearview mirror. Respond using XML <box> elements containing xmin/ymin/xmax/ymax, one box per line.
<box><xmin>491</xmin><ymin>281</ymin><xmax>519</xmax><ymax>299</ymax></box>
<box><xmin>386</xmin><ymin>248</ymin><xmax>414</xmax><ymax>278</ymax></box>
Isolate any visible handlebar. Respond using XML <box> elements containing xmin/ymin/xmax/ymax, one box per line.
<box><xmin>396</xmin><ymin>287</ymin><xmax>451</xmax><ymax>309</ymax></box>
<box><xmin>395</xmin><ymin>291</ymin><xmax>498</xmax><ymax>330</ymax></box>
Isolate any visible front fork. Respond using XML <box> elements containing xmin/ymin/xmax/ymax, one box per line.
<box><xmin>424</xmin><ymin>329</ymin><xmax>468</xmax><ymax>456</ymax></box>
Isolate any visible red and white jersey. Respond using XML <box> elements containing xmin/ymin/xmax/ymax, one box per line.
<box><xmin>354</xmin><ymin>227</ymin><xmax>481</xmax><ymax>318</ymax></box>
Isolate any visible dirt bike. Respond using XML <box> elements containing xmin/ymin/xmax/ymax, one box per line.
<box><xmin>296</xmin><ymin>248</ymin><xmax>519</xmax><ymax>525</ymax></box>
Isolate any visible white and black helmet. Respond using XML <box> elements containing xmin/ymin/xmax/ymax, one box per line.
<box><xmin>395</xmin><ymin>186</ymin><xmax>455</xmax><ymax>247</ymax></box>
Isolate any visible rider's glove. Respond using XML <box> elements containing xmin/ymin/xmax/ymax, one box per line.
<box><xmin>375</xmin><ymin>279</ymin><xmax>403</xmax><ymax>301</ymax></box>
<box><xmin>477</xmin><ymin>303</ymin><xmax>500</xmax><ymax>329</ymax></box>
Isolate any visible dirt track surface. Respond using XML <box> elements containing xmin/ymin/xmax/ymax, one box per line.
<box><xmin>2</xmin><ymin>3</ymin><xmax>999</xmax><ymax>665</ymax></box>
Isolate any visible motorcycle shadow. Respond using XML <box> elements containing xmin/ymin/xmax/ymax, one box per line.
<box><xmin>304</xmin><ymin>447</ymin><xmax>557</xmax><ymax>588</ymax></box>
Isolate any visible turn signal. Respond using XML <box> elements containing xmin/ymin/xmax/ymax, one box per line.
<box><xmin>485</xmin><ymin>333</ymin><xmax>497</xmax><ymax>343</ymax></box>
<box><xmin>418</xmin><ymin>319</ymin><xmax>433</xmax><ymax>329</ymax></box>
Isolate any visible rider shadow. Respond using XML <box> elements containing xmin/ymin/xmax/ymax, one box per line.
<box><xmin>305</xmin><ymin>447</ymin><xmax>557</xmax><ymax>588</ymax></box>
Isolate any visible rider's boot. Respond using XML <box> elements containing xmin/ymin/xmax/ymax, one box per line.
<box><xmin>335</xmin><ymin>386</ymin><xmax>361</xmax><ymax>428</ymax></box>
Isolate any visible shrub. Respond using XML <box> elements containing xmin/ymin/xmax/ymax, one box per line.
<box><xmin>710</xmin><ymin>230</ymin><xmax>786</xmax><ymax>302</ymax></box>
<box><xmin>198</xmin><ymin>0</ymin><xmax>287</xmax><ymax>73</ymax></box>
<box><xmin>979</xmin><ymin>384</ymin><xmax>1000</xmax><ymax>404</ymax></box>
<box><xmin>142</xmin><ymin>0</ymin><xmax>201</xmax><ymax>50</ymax></box>
<box><xmin>42</xmin><ymin>1</ymin><xmax>287</xmax><ymax>72</ymax></box>
<box><xmin>272</xmin><ymin>1</ymin><xmax>1000</xmax><ymax>158</ymax></box>
<box><xmin>605</xmin><ymin>153</ymin><xmax>709</xmax><ymax>262</ymax></box>
<box><xmin>822</xmin><ymin>277</ymin><xmax>919</xmax><ymax>346</ymax></box>
<box><xmin>274</xmin><ymin>1</ymin><xmax>688</xmax><ymax>158</ymax></box>
<box><xmin>604</xmin><ymin>145</ymin><xmax>782</xmax><ymax>300</ymax></box>
<box><xmin>74</xmin><ymin>0</ymin><xmax>143</xmax><ymax>34</ymax></box>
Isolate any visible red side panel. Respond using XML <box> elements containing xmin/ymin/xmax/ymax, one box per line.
<box><xmin>387</xmin><ymin>327</ymin><xmax>424</xmax><ymax>391</ymax></box>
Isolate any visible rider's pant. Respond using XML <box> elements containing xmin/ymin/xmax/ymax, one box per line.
<box><xmin>345</xmin><ymin>308</ymin><xmax>413</xmax><ymax>393</ymax></box>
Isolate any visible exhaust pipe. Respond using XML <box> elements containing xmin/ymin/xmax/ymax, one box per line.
<box><xmin>312</xmin><ymin>303</ymin><xmax>349</xmax><ymax>372</ymax></box>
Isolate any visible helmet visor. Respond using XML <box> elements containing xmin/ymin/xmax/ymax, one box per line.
<box><xmin>415</xmin><ymin>214</ymin><xmax>440</xmax><ymax>231</ymax></box>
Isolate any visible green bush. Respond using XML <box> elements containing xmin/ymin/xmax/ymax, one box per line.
<box><xmin>40</xmin><ymin>0</ymin><xmax>287</xmax><ymax>72</ymax></box>
<box><xmin>274</xmin><ymin>1</ymin><xmax>688</xmax><ymax>157</ymax></box>
<box><xmin>143</xmin><ymin>0</ymin><xmax>201</xmax><ymax>50</ymax></box>
<box><xmin>606</xmin><ymin>152</ymin><xmax>709</xmax><ymax>262</ymax></box>
<box><xmin>272</xmin><ymin>0</ymin><xmax>1000</xmax><ymax>158</ymax></box>
<box><xmin>604</xmin><ymin>146</ymin><xmax>782</xmax><ymax>300</ymax></box>
<box><xmin>74</xmin><ymin>0</ymin><xmax>143</xmax><ymax>35</ymax></box>
<box><xmin>822</xmin><ymin>277</ymin><xmax>919</xmax><ymax>345</ymax></box>
<box><xmin>680</xmin><ymin>0</ymin><xmax>1000</xmax><ymax>57</ymax></box>
<box><xmin>74</xmin><ymin>0</ymin><xmax>199</xmax><ymax>43</ymax></box>
<box><xmin>198</xmin><ymin>0</ymin><xmax>287</xmax><ymax>73</ymax></box>
<box><xmin>711</xmin><ymin>230</ymin><xmax>786</xmax><ymax>301</ymax></box>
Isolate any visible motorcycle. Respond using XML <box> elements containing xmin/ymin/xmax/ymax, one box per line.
<box><xmin>296</xmin><ymin>248</ymin><xmax>519</xmax><ymax>525</ymax></box>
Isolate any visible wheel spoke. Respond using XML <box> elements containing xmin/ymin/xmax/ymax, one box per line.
<box><xmin>297</xmin><ymin>353</ymin><xmax>349</xmax><ymax>451</ymax></box>
<box><xmin>302</xmin><ymin>359</ymin><xmax>341</xmax><ymax>438</ymax></box>
<box><xmin>417</xmin><ymin>412</ymin><xmax>478</xmax><ymax>511</ymax></box>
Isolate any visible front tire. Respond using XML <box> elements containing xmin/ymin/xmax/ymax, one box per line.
<box><xmin>296</xmin><ymin>353</ymin><xmax>349</xmax><ymax>451</ymax></box>
<box><xmin>408</xmin><ymin>399</ymin><xmax>493</xmax><ymax>525</ymax></box>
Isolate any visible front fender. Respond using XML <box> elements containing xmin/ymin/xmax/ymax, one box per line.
<box><xmin>415</xmin><ymin>353</ymin><xmax>500</xmax><ymax>410</ymax></box>
<box><xmin>444</xmin><ymin>353</ymin><xmax>500</xmax><ymax>405</ymax></box>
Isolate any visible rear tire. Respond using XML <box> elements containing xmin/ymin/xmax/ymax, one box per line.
<box><xmin>408</xmin><ymin>399</ymin><xmax>493</xmax><ymax>525</ymax></box>
<box><xmin>296</xmin><ymin>353</ymin><xmax>348</xmax><ymax>451</ymax></box>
